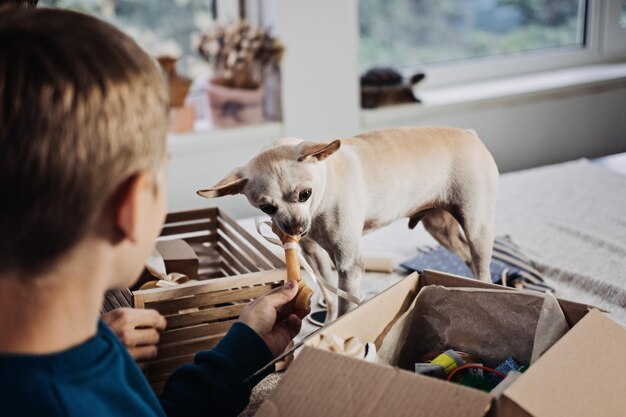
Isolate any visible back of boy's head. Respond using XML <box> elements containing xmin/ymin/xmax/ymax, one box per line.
<box><xmin>0</xmin><ymin>7</ymin><xmax>168</xmax><ymax>276</ymax></box>
<box><xmin>0</xmin><ymin>0</ymin><xmax>38</xmax><ymax>9</ymax></box>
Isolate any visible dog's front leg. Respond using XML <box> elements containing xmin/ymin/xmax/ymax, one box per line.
<box><xmin>300</xmin><ymin>237</ymin><xmax>339</xmax><ymax>319</ymax></box>
<box><xmin>332</xmin><ymin>243</ymin><xmax>363</xmax><ymax>316</ymax></box>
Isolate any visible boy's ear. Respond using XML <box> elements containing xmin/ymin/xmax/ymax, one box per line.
<box><xmin>197</xmin><ymin>168</ymin><xmax>248</xmax><ymax>198</ymax></box>
<box><xmin>115</xmin><ymin>172</ymin><xmax>153</xmax><ymax>243</ymax></box>
<box><xmin>297</xmin><ymin>140</ymin><xmax>341</xmax><ymax>162</ymax></box>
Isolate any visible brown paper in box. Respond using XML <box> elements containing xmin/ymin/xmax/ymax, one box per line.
<box><xmin>378</xmin><ymin>285</ymin><xmax>569</xmax><ymax>369</ymax></box>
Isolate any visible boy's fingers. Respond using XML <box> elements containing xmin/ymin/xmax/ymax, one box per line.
<box><xmin>128</xmin><ymin>345</ymin><xmax>158</xmax><ymax>362</ymax></box>
<box><xmin>261</xmin><ymin>281</ymin><xmax>298</xmax><ymax>308</ymax></box>
<box><xmin>286</xmin><ymin>314</ymin><xmax>302</xmax><ymax>334</ymax></box>
<box><xmin>128</xmin><ymin>308</ymin><xmax>167</xmax><ymax>331</ymax></box>
<box><xmin>119</xmin><ymin>328</ymin><xmax>160</xmax><ymax>348</ymax></box>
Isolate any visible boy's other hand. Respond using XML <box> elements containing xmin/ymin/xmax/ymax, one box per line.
<box><xmin>237</xmin><ymin>281</ymin><xmax>310</xmax><ymax>357</ymax></box>
<box><xmin>102</xmin><ymin>308</ymin><xmax>166</xmax><ymax>367</ymax></box>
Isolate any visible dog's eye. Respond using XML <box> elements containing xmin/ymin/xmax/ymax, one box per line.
<box><xmin>298</xmin><ymin>189</ymin><xmax>312</xmax><ymax>203</ymax></box>
<box><xmin>259</xmin><ymin>204</ymin><xmax>277</xmax><ymax>215</ymax></box>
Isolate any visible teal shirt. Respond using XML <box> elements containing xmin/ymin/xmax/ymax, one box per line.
<box><xmin>0</xmin><ymin>320</ymin><xmax>274</xmax><ymax>417</ymax></box>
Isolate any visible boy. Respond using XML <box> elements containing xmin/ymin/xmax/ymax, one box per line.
<box><xmin>0</xmin><ymin>7</ymin><xmax>306</xmax><ymax>417</ymax></box>
<box><xmin>0</xmin><ymin>0</ymin><xmax>174</xmax><ymax>371</ymax></box>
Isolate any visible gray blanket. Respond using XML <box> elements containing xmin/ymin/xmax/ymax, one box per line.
<box><xmin>495</xmin><ymin>159</ymin><xmax>626</xmax><ymax>326</ymax></box>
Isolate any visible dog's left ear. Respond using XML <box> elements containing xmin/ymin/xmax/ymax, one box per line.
<box><xmin>297</xmin><ymin>140</ymin><xmax>341</xmax><ymax>162</ymax></box>
<box><xmin>197</xmin><ymin>168</ymin><xmax>248</xmax><ymax>198</ymax></box>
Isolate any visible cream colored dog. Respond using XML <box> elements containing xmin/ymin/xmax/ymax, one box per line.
<box><xmin>198</xmin><ymin>127</ymin><xmax>499</xmax><ymax>318</ymax></box>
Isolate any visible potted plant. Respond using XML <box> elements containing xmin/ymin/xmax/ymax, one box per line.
<box><xmin>197</xmin><ymin>21</ymin><xmax>284</xmax><ymax>128</ymax></box>
<box><xmin>157</xmin><ymin>56</ymin><xmax>195</xmax><ymax>133</ymax></box>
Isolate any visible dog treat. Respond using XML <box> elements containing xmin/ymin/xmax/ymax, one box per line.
<box><xmin>271</xmin><ymin>223</ymin><xmax>313</xmax><ymax>311</ymax></box>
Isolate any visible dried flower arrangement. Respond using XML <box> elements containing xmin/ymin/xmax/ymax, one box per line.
<box><xmin>197</xmin><ymin>21</ymin><xmax>284</xmax><ymax>90</ymax></box>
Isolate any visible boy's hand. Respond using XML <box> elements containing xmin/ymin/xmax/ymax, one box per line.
<box><xmin>102</xmin><ymin>308</ymin><xmax>167</xmax><ymax>366</ymax></box>
<box><xmin>237</xmin><ymin>281</ymin><xmax>310</xmax><ymax>357</ymax></box>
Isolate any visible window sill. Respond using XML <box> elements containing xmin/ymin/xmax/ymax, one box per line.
<box><xmin>361</xmin><ymin>62</ymin><xmax>626</xmax><ymax>128</ymax></box>
<box><xmin>167</xmin><ymin>122</ymin><xmax>284</xmax><ymax>158</ymax></box>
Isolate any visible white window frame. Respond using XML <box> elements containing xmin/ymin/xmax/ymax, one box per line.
<box><xmin>601</xmin><ymin>0</ymin><xmax>626</xmax><ymax>57</ymax></box>
<box><xmin>392</xmin><ymin>0</ymin><xmax>626</xmax><ymax>89</ymax></box>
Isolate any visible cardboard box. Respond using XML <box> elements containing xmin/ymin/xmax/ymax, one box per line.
<box><xmin>155</xmin><ymin>239</ymin><xmax>199</xmax><ymax>280</ymax></box>
<box><xmin>256</xmin><ymin>270</ymin><xmax>626</xmax><ymax>417</ymax></box>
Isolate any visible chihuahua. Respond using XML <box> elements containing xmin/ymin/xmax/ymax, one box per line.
<box><xmin>197</xmin><ymin>127</ymin><xmax>498</xmax><ymax>318</ymax></box>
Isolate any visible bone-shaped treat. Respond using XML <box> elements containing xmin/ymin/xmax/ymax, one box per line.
<box><xmin>271</xmin><ymin>223</ymin><xmax>313</xmax><ymax>311</ymax></box>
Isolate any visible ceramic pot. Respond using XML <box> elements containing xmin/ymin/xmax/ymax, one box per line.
<box><xmin>207</xmin><ymin>81</ymin><xmax>264</xmax><ymax>128</ymax></box>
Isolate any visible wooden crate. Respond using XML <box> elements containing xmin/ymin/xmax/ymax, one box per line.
<box><xmin>102</xmin><ymin>207</ymin><xmax>285</xmax><ymax>393</ymax></box>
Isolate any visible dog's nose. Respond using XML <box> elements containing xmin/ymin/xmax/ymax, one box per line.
<box><xmin>281</xmin><ymin>221</ymin><xmax>305</xmax><ymax>236</ymax></box>
<box><xmin>291</xmin><ymin>224</ymin><xmax>304</xmax><ymax>235</ymax></box>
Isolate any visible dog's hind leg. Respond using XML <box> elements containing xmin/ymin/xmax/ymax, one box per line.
<box><xmin>458</xmin><ymin>204</ymin><xmax>495</xmax><ymax>283</ymax></box>
<box><xmin>422</xmin><ymin>209</ymin><xmax>473</xmax><ymax>268</ymax></box>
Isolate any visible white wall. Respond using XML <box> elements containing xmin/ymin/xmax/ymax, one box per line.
<box><xmin>365</xmin><ymin>84</ymin><xmax>626</xmax><ymax>173</ymax></box>
<box><xmin>166</xmin><ymin>0</ymin><xmax>626</xmax><ymax>218</ymax></box>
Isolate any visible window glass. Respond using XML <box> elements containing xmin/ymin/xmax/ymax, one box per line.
<box><xmin>40</xmin><ymin>0</ymin><xmax>214</xmax><ymax>77</ymax></box>
<box><xmin>359</xmin><ymin>0</ymin><xmax>587</xmax><ymax>71</ymax></box>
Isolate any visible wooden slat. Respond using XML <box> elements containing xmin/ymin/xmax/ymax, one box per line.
<box><xmin>112</xmin><ymin>289</ymin><xmax>132</xmax><ymax>308</ymax></box>
<box><xmin>102</xmin><ymin>296</ymin><xmax>114</xmax><ymax>312</ymax></box>
<box><xmin>217</xmin><ymin>212</ymin><xmax>285</xmax><ymax>268</ymax></box>
<box><xmin>197</xmin><ymin>269</ymin><xmax>226</xmax><ymax>280</ymax></box>
<box><xmin>217</xmin><ymin>222</ymin><xmax>274</xmax><ymax>270</ymax></box>
<box><xmin>146</xmin><ymin>284</ymin><xmax>271</xmax><ymax>314</ymax></box>
<box><xmin>197</xmin><ymin>261</ymin><xmax>222</xmax><ymax>272</ymax></box>
<box><xmin>216</xmin><ymin>243</ymin><xmax>250</xmax><ymax>274</ymax></box>
<box><xmin>161</xmin><ymin>222</ymin><xmax>214</xmax><ymax>236</ymax></box>
<box><xmin>106</xmin><ymin>292</ymin><xmax>122</xmax><ymax>310</ymax></box>
<box><xmin>120</xmin><ymin>288</ymin><xmax>133</xmax><ymax>306</ymax></box>
<box><xmin>219</xmin><ymin>263</ymin><xmax>237</xmax><ymax>276</ymax></box>
<box><xmin>165</xmin><ymin>304</ymin><xmax>247</xmax><ymax>329</ymax></box>
<box><xmin>133</xmin><ymin>292</ymin><xmax>145</xmax><ymax>309</ymax></box>
<box><xmin>185</xmin><ymin>234</ymin><xmax>218</xmax><ymax>244</ymax></box>
<box><xmin>192</xmin><ymin>244</ymin><xmax>220</xmax><ymax>256</ymax></box>
<box><xmin>218</xmin><ymin>234</ymin><xmax>261</xmax><ymax>273</ymax></box>
<box><xmin>134</xmin><ymin>269</ymin><xmax>285</xmax><ymax>302</ymax></box>
<box><xmin>198</xmin><ymin>269</ymin><xmax>225</xmax><ymax>278</ymax></box>
<box><xmin>165</xmin><ymin>207</ymin><xmax>217</xmax><ymax>224</ymax></box>
<box><xmin>160</xmin><ymin>320</ymin><xmax>236</xmax><ymax>344</ymax></box>
<box><xmin>157</xmin><ymin>333</ymin><xmax>226</xmax><ymax>359</ymax></box>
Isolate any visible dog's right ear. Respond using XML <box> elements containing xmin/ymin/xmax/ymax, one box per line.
<box><xmin>297</xmin><ymin>140</ymin><xmax>341</xmax><ymax>162</ymax></box>
<box><xmin>197</xmin><ymin>168</ymin><xmax>248</xmax><ymax>198</ymax></box>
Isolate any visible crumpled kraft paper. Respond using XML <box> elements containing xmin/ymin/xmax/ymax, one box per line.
<box><xmin>378</xmin><ymin>285</ymin><xmax>568</xmax><ymax>369</ymax></box>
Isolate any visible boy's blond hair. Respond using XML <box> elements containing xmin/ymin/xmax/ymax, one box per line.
<box><xmin>0</xmin><ymin>8</ymin><xmax>168</xmax><ymax>275</ymax></box>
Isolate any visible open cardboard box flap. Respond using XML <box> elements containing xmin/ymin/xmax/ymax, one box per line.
<box><xmin>499</xmin><ymin>308</ymin><xmax>626</xmax><ymax>417</ymax></box>
<box><xmin>255</xmin><ymin>271</ymin><xmax>626</xmax><ymax>417</ymax></box>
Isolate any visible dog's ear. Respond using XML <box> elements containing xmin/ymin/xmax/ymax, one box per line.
<box><xmin>197</xmin><ymin>168</ymin><xmax>248</xmax><ymax>198</ymax></box>
<box><xmin>297</xmin><ymin>140</ymin><xmax>341</xmax><ymax>162</ymax></box>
